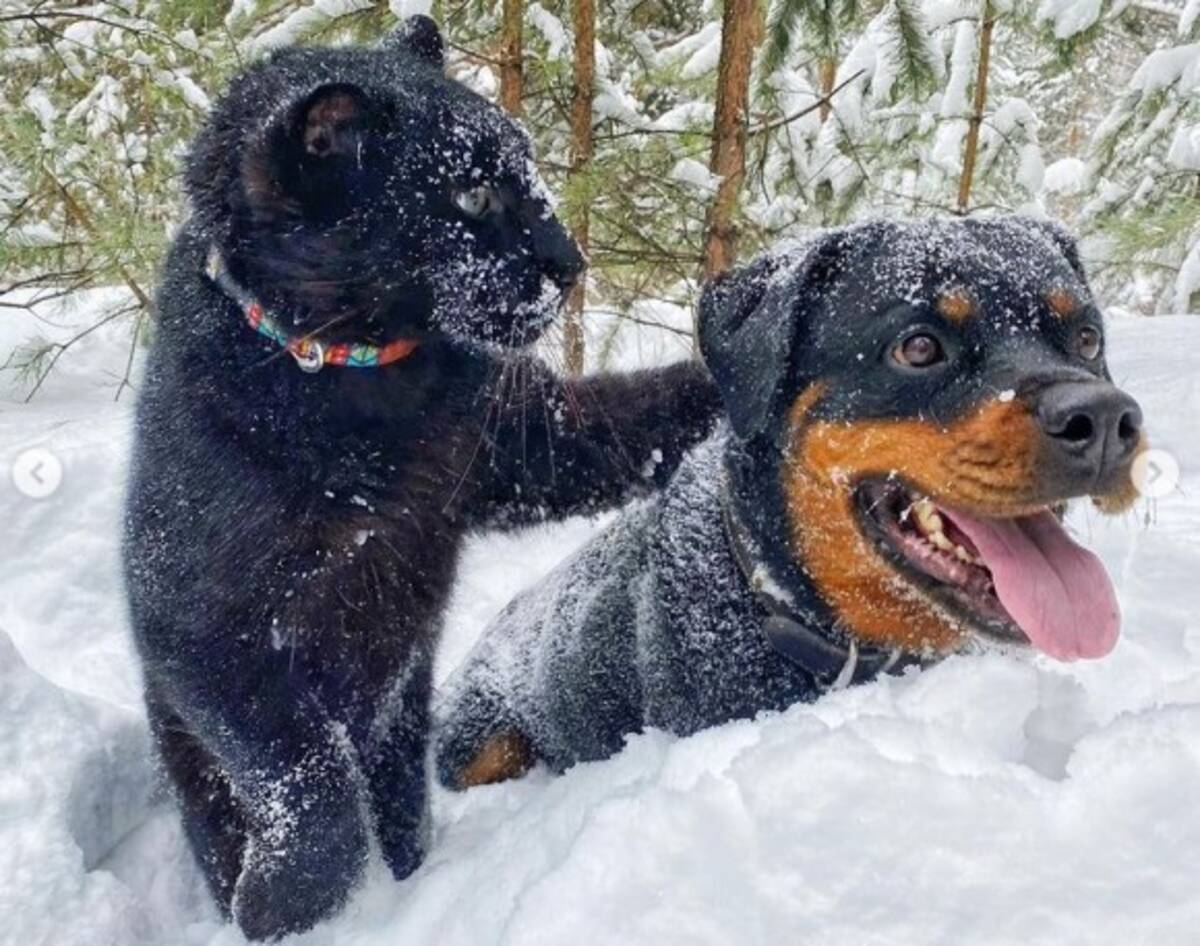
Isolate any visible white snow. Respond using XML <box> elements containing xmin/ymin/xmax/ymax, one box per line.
<box><xmin>655</xmin><ymin>22</ymin><xmax>721</xmax><ymax>72</ymax></box>
<box><xmin>1036</xmin><ymin>0</ymin><xmax>1104</xmax><ymax>39</ymax></box>
<box><xmin>679</xmin><ymin>31</ymin><xmax>722</xmax><ymax>80</ymax></box>
<box><xmin>527</xmin><ymin>3</ymin><xmax>569</xmax><ymax>61</ymax></box>
<box><xmin>1183</xmin><ymin>0</ymin><xmax>1200</xmax><ymax>38</ymax></box>
<box><xmin>1174</xmin><ymin>237</ymin><xmax>1200</xmax><ymax>312</ymax></box>
<box><xmin>669</xmin><ymin>157</ymin><xmax>721</xmax><ymax>194</ymax></box>
<box><xmin>1042</xmin><ymin>156</ymin><xmax>1089</xmax><ymax>194</ymax></box>
<box><xmin>66</xmin><ymin>75</ymin><xmax>128</xmax><ymax>141</ymax></box>
<box><xmin>248</xmin><ymin>0</ymin><xmax>376</xmax><ymax>56</ymax></box>
<box><xmin>1166</xmin><ymin>123</ymin><xmax>1200</xmax><ymax>171</ymax></box>
<box><xmin>3</xmin><ymin>292</ymin><xmax>1200</xmax><ymax>944</ymax></box>
<box><xmin>1129</xmin><ymin>44</ymin><xmax>1200</xmax><ymax>94</ymax></box>
<box><xmin>388</xmin><ymin>0</ymin><xmax>432</xmax><ymax>20</ymax></box>
<box><xmin>160</xmin><ymin>71</ymin><xmax>212</xmax><ymax>114</ymax></box>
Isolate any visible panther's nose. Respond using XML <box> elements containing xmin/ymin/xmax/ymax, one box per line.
<box><xmin>1036</xmin><ymin>381</ymin><xmax>1143</xmax><ymax>489</ymax></box>
<box><xmin>537</xmin><ymin>227</ymin><xmax>584</xmax><ymax>294</ymax></box>
<box><xmin>522</xmin><ymin>203</ymin><xmax>585</xmax><ymax>294</ymax></box>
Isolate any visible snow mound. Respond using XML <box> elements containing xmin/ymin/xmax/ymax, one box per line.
<box><xmin>2</xmin><ymin>296</ymin><xmax>1200</xmax><ymax>944</ymax></box>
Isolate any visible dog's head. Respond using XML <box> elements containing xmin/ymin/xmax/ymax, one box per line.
<box><xmin>187</xmin><ymin>16</ymin><xmax>582</xmax><ymax>349</ymax></box>
<box><xmin>700</xmin><ymin>217</ymin><xmax>1144</xmax><ymax>660</ymax></box>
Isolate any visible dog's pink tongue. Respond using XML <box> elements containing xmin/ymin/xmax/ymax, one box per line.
<box><xmin>943</xmin><ymin>508</ymin><xmax>1120</xmax><ymax>661</ymax></box>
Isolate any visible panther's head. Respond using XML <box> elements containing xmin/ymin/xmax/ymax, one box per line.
<box><xmin>185</xmin><ymin>16</ymin><xmax>582</xmax><ymax>349</ymax></box>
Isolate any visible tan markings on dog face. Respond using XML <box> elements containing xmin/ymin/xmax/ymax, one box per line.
<box><xmin>1046</xmin><ymin>288</ymin><xmax>1078</xmax><ymax>318</ymax></box>
<box><xmin>781</xmin><ymin>390</ymin><xmax>1046</xmax><ymax>652</ymax></box>
<box><xmin>456</xmin><ymin>729</ymin><xmax>533</xmax><ymax>789</ymax></box>
<box><xmin>936</xmin><ymin>288</ymin><xmax>975</xmax><ymax>323</ymax></box>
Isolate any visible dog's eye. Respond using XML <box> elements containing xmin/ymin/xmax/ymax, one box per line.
<box><xmin>452</xmin><ymin>186</ymin><xmax>498</xmax><ymax>219</ymax></box>
<box><xmin>1077</xmin><ymin>325</ymin><xmax>1102</xmax><ymax>361</ymax></box>
<box><xmin>893</xmin><ymin>332</ymin><xmax>945</xmax><ymax>368</ymax></box>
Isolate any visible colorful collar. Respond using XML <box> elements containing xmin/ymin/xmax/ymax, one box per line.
<box><xmin>204</xmin><ymin>245</ymin><xmax>419</xmax><ymax>373</ymax></box>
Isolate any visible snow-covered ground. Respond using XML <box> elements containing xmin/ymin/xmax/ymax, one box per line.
<box><xmin>2</xmin><ymin>294</ymin><xmax>1199</xmax><ymax>946</ymax></box>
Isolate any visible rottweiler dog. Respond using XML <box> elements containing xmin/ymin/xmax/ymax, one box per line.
<box><xmin>434</xmin><ymin>216</ymin><xmax>1145</xmax><ymax>787</ymax></box>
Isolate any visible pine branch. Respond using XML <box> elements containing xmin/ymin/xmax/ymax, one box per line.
<box><xmin>884</xmin><ymin>0</ymin><xmax>937</xmax><ymax>98</ymax></box>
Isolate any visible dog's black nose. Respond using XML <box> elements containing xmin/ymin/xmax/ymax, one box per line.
<box><xmin>1036</xmin><ymin>381</ymin><xmax>1142</xmax><ymax>488</ymax></box>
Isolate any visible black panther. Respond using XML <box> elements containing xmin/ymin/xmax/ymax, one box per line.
<box><xmin>434</xmin><ymin>217</ymin><xmax>1144</xmax><ymax>788</ymax></box>
<box><xmin>123</xmin><ymin>17</ymin><xmax>719</xmax><ymax>940</ymax></box>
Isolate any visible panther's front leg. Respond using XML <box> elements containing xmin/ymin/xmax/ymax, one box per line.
<box><xmin>355</xmin><ymin>649</ymin><xmax>435</xmax><ymax>881</ymax></box>
<box><xmin>471</xmin><ymin>355</ymin><xmax>722</xmax><ymax>528</ymax></box>
<box><xmin>162</xmin><ymin>651</ymin><xmax>370</xmax><ymax>941</ymax></box>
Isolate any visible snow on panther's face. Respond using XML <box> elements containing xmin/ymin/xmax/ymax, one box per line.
<box><xmin>187</xmin><ymin>17</ymin><xmax>582</xmax><ymax>349</ymax></box>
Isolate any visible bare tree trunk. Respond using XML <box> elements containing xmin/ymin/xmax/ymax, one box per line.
<box><xmin>956</xmin><ymin>0</ymin><xmax>994</xmax><ymax>214</ymax></box>
<box><xmin>563</xmin><ymin>0</ymin><xmax>595</xmax><ymax>375</ymax></box>
<box><xmin>499</xmin><ymin>0</ymin><xmax>524</xmax><ymax>116</ymax></box>
<box><xmin>818</xmin><ymin>55</ymin><xmax>836</xmax><ymax>122</ymax></box>
<box><xmin>701</xmin><ymin>0</ymin><xmax>761</xmax><ymax>280</ymax></box>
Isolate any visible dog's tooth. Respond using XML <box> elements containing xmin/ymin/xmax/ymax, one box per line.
<box><xmin>912</xmin><ymin>498</ymin><xmax>944</xmax><ymax>537</ymax></box>
<box><xmin>929</xmin><ymin>530</ymin><xmax>955</xmax><ymax>553</ymax></box>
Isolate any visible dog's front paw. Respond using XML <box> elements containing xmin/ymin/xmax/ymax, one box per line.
<box><xmin>231</xmin><ymin>810</ymin><xmax>368</xmax><ymax>941</ymax></box>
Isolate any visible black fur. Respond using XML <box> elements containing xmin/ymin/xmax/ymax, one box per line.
<box><xmin>123</xmin><ymin>19</ymin><xmax>719</xmax><ymax>941</ymax></box>
<box><xmin>434</xmin><ymin>216</ymin><xmax>1139</xmax><ymax>782</ymax></box>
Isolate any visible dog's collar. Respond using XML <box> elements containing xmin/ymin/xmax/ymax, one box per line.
<box><xmin>204</xmin><ymin>246</ymin><xmax>419</xmax><ymax>373</ymax></box>
<box><xmin>719</xmin><ymin>486</ymin><xmax>920</xmax><ymax>690</ymax></box>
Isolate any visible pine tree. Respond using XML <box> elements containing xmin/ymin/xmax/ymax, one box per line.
<box><xmin>1083</xmin><ymin>2</ymin><xmax>1200</xmax><ymax>313</ymax></box>
<box><xmin>2</xmin><ymin>0</ymin><xmax>1192</xmax><ymax>397</ymax></box>
<box><xmin>563</xmin><ymin>0</ymin><xmax>595</xmax><ymax>374</ymax></box>
<box><xmin>498</xmin><ymin>0</ymin><xmax>524</xmax><ymax>115</ymax></box>
<box><xmin>703</xmin><ymin>0</ymin><xmax>763</xmax><ymax>278</ymax></box>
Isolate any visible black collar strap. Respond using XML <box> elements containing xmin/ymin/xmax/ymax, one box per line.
<box><xmin>720</xmin><ymin>485</ymin><xmax>924</xmax><ymax>689</ymax></box>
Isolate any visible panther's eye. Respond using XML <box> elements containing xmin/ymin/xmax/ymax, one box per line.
<box><xmin>452</xmin><ymin>186</ymin><xmax>498</xmax><ymax>219</ymax></box>
<box><xmin>1077</xmin><ymin>324</ymin><xmax>1102</xmax><ymax>361</ymax></box>
<box><xmin>893</xmin><ymin>332</ymin><xmax>945</xmax><ymax>369</ymax></box>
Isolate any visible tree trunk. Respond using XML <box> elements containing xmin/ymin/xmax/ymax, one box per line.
<box><xmin>701</xmin><ymin>0</ymin><xmax>761</xmax><ymax>280</ymax></box>
<box><xmin>818</xmin><ymin>55</ymin><xmax>836</xmax><ymax>122</ymax></box>
<box><xmin>956</xmin><ymin>0</ymin><xmax>994</xmax><ymax>214</ymax></box>
<box><xmin>499</xmin><ymin>0</ymin><xmax>524</xmax><ymax>116</ymax></box>
<box><xmin>563</xmin><ymin>0</ymin><xmax>595</xmax><ymax>375</ymax></box>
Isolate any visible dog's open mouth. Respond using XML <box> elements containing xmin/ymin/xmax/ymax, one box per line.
<box><xmin>855</xmin><ymin>479</ymin><xmax>1120</xmax><ymax>660</ymax></box>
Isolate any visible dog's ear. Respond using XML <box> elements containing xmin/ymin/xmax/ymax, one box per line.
<box><xmin>994</xmin><ymin>216</ymin><xmax>1087</xmax><ymax>282</ymax></box>
<box><xmin>242</xmin><ymin>83</ymin><xmax>383</xmax><ymax>219</ymax></box>
<box><xmin>383</xmin><ymin>15</ymin><xmax>446</xmax><ymax>69</ymax></box>
<box><xmin>698</xmin><ymin>255</ymin><xmax>787</xmax><ymax>440</ymax></box>
<box><xmin>699</xmin><ymin>235</ymin><xmax>852</xmax><ymax>440</ymax></box>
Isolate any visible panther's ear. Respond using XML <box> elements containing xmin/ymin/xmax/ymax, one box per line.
<box><xmin>383</xmin><ymin>15</ymin><xmax>445</xmax><ymax>69</ymax></box>
<box><xmin>292</xmin><ymin>83</ymin><xmax>373</xmax><ymax>160</ymax></box>
<box><xmin>698</xmin><ymin>254</ymin><xmax>791</xmax><ymax>441</ymax></box>
<box><xmin>699</xmin><ymin>234</ymin><xmax>855</xmax><ymax>440</ymax></box>
<box><xmin>243</xmin><ymin>83</ymin><xmax>379</xmax><ymax>216</ymax></box>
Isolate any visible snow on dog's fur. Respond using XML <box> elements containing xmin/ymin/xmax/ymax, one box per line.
<box><xmin>435</xmin><ymin>217</ymin><xmax>1144</xmax><ymax>785</ymax></box>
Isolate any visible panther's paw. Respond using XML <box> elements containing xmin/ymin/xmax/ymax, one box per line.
<box><xmin>231</xmin><ymin>811</ymin><xmax>368</xmax><ymax>941</ymax></box>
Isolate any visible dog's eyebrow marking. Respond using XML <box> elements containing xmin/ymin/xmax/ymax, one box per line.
<box><xmin>936</xmin><ymin>288</ymin><xmax>974</xmax><ymax>323</ymax></box>
<box><xmin>1045</xmin><ymin>287</ymin><xmax>1078</xmax><ymax>318</ymax></box>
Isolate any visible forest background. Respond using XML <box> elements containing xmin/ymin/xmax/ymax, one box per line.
<box><xmin>1</xmin><ymin>0</ymin><xmax>1197</xmax><ymax>388</ymax></box>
